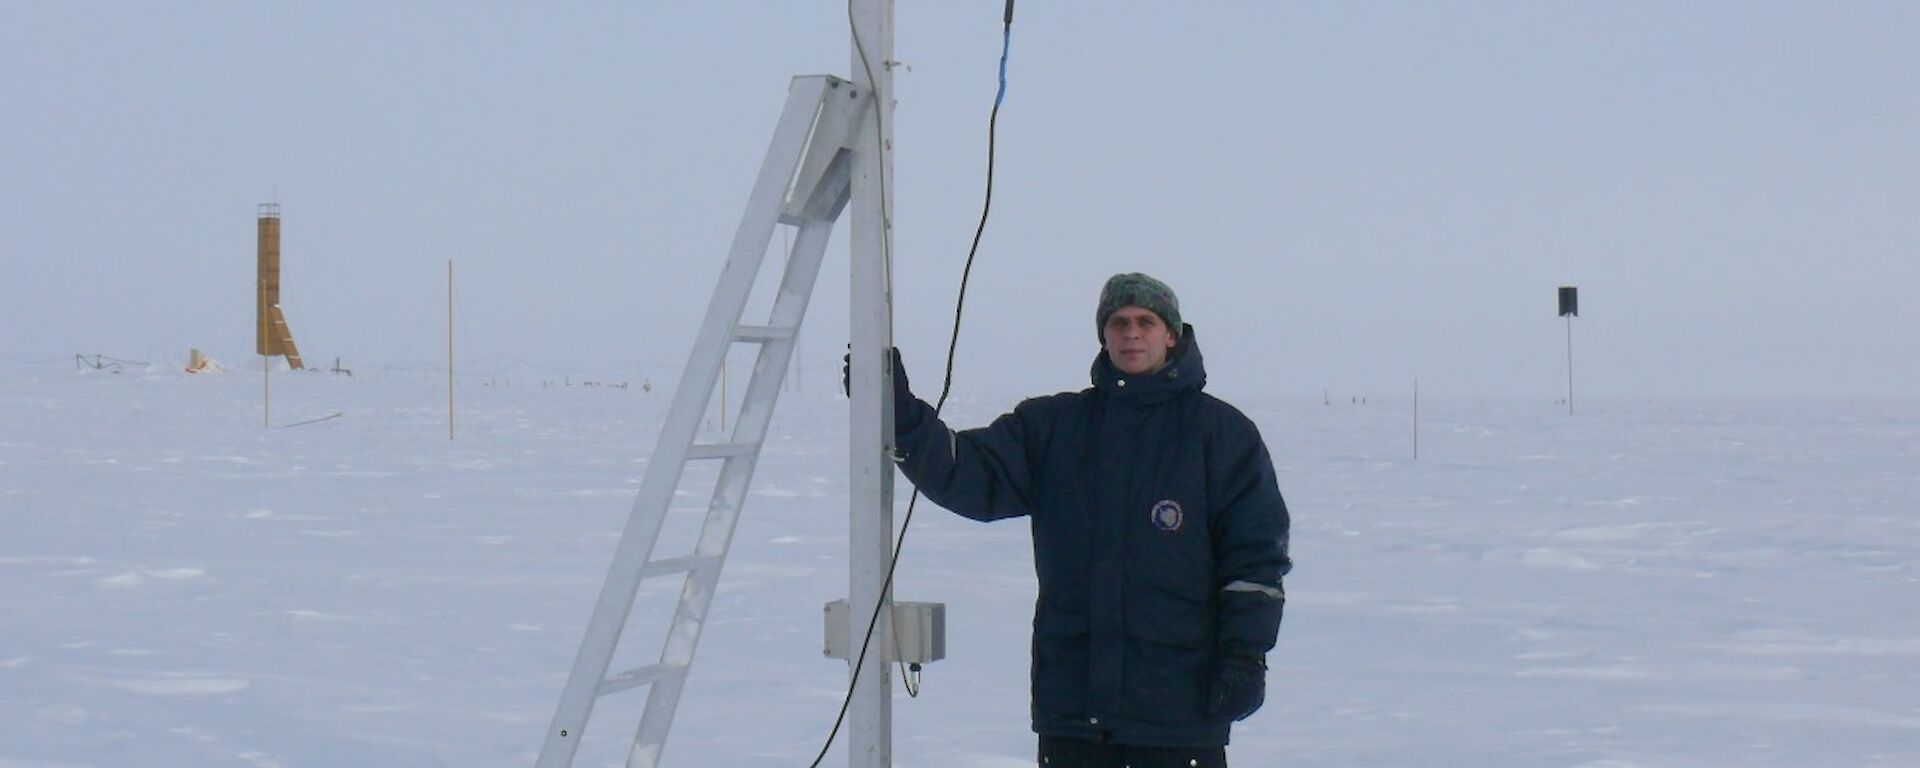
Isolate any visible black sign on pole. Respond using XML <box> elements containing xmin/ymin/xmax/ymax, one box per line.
<box><xmin>1558</xmin><ymin>286</ymin><xmax>1577</xmax><ymax>414</ymax></box>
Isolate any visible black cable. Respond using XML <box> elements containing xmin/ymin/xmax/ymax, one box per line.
<box><xmin>809</xmin><ymin>3</ymin><xmax>1015</xmax><ymax>766</ymax></box>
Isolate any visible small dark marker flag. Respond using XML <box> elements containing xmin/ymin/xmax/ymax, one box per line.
<box><xmin>1558</xmin><ymin>286</ymin><xmax>1578</xmax><ymax>317</ymax></box>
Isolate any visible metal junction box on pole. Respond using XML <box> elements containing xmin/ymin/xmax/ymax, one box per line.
<box><xmin>823</xmin><ymin>601</ymin><xmax>947</xmax><ymax>665</ymax></box>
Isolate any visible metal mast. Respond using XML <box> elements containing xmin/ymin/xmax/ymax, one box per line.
<box><xmin>846</xmin><ymin>1</ymin><xmax>897</xmax><ymax>767</ymax></box>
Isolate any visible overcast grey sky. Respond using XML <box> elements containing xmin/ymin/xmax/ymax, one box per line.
<box><xmin>4</xmin><ymin>2</ymin><xmax>1915</xmax><ymax>400</ymax></box>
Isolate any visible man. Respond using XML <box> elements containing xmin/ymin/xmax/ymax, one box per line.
<box><xmin>885</xmin><ymin>272</ymin><xmax>1292</xmax><ymax>767</ymax></box>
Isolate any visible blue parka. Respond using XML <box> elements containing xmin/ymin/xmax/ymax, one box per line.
<box><xmin>894</xmin><ymin>327</ymin><xmax>1291</xmax><ymax>747</ymax></box>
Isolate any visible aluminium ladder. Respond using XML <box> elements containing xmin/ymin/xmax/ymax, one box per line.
<box><xmin>537</xmin><ymin>75</ymin><xmax>871</xmax><ymax>768</ymax></box>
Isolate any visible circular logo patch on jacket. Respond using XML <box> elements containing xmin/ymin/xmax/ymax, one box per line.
<box><xmin>1149</xmin><ymin>499</ymin><xmax>1184</xmax><ymax>532</ymax></box>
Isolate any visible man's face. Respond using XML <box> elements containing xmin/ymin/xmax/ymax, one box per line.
<box><xmin>1103</xmin><ymin>306</ymin><xmax>1177</xmax><ymax>375</ymax></box>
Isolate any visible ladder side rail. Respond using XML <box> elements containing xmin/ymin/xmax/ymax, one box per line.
<box><xmin>625</xmin><ymin>213</ymin><xmax>841</xmax><ymax>768</ymax></box>
<box><xmin>537</xmin><ymin>75</ymin><xmax>837</xmax><ymax>768</ymax></box>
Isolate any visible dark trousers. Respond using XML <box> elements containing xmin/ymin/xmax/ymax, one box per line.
<box><xmin>1037</xmin><ymin>735</ymin><xmax>1227</xmax><ymax>768</ymax></box>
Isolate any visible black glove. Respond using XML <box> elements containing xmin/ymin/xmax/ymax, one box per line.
<box><xmin>1208</xmin><ymin>646</ymin><xmax>1267</xmax><ymax>722</ymax></box>
<box><xmin>841</xmin><ymin>346</ymin><xmax>913</xmax><ymax>409</ymax></box>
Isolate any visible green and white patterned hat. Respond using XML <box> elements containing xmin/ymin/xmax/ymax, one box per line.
<box><xmin>1096</xmin><ymin>272</ymin><xmax>1182</xmax><ymax>342</ymax></box>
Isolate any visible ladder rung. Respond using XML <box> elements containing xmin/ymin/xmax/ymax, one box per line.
<box><xmin>640</xmin><ymin>555</ymin><xmax>721</xmax><ymax>578</ymax></box>
<box><xmin>599</xmin><ymin>663</ymin><xmax>687</xmax><ymax>697</ymax></box>
<box><xmin>732</xmin><ymin>324</ymin><xmax>797</xmax><ymax>343</ymax></box>
<box><xmin>686</xmin><ymin>443</ymin><xmax>755</xmax><ymax>460</ymax></box>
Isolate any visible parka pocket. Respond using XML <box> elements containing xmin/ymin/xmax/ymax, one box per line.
<box><xmin>1119</xmin><ymin>634</ymin><xmax>1209</xmax><ymax>725</ymax></box>
<box><xmin>1121</xmin><ymin>592</ymin><xmax>1212</xmax><ymax>724</ymax></box>
<box><xmin>1031</xmin><ymin>613</ymin><xmax>1090</xmax><ymax>718</ymax></box>
<box><xmin>1126</xmin><ymin>583</ymin><xmax>1214</xmax><ymax>647</ymax></box>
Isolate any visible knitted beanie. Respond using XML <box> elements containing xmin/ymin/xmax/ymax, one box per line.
<box><xmin>1096</xmin><ymin>272</ymin><xmax>1182</xmax><ymax>342</ymax></box>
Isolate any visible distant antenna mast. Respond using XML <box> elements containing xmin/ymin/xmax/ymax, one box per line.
<box><xmin>449</xmin><ymin>260</ymin><xmax>456</xmax><ymax>440</ymax></box>
<box><xmin>1558</xmin><ymin>286</ymin><xmax>1578</xmax><ymax>414</ymax></box>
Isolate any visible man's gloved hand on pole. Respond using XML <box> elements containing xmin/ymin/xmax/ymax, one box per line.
<box><xmin>841</xmin><ymin>346</ymin><xmax>914</xmax><ymax>416</ymax></box>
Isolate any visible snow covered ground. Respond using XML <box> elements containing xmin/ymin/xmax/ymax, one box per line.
<box><xmin>2</xmin><ymin>367</ymin><xmax>1916</xmax><ymax>767</ymax></box>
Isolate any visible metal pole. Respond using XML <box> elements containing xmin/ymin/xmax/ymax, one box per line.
<box><xmin>449</xmin><ymin>260</ymin><xmax>456</xmax><ymax>439</ymax></box>
<box><xmin>849</xmin><ymin>1</ymin><xmax>896</xmax><ymax>766</ymax></box>
<box><xmin>1413</xmin><ymin>377</ymin><xmax>1419</xmax><ymax>461</ymax></box>
<box><xmin>1565</xmin><ymin>315</ymin><xmax>1574</xmax><ymax>415</ymax></box>
<box><xmin>261</xmin><ymin>279</ymin><xmax>270</xmax><ymax>428</ymax></box>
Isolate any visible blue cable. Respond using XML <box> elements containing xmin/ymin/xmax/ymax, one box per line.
<box><xmin>995</xmin><ymin>27</ymin><xmax>1011</xmax><ymax>108</ymax></box>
